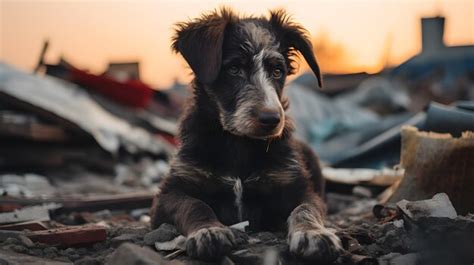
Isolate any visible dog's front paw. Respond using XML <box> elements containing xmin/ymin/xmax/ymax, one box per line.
<box><xmin>288</xmin><ymin>228</ymin><xmax>343</xmax><ymax>263</ymax></box>
<box><xmin>186</xmin><ymin>226</ymin><xmax>235</xmax><ymax>260</ymax></box>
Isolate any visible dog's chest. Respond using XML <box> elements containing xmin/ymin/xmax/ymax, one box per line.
<box><xmin>213</xmin><ymin>175</ymin><xmax>291</xmax><ymax>230</ymax></box>
<box><xmin>220</xmin><ymin>177</ymin><xmax>246</xmax><ymax>223</ymax></box>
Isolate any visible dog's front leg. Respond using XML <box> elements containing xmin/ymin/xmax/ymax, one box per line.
<box><xmin>287</xmin><ymin>194</ymin><xmax>343</xmax><ymax>262</ymax></box>
<box><xmin>152</xmin><ymin>191</ymin><xmax>235</xmax><ymax>260</ymax></box>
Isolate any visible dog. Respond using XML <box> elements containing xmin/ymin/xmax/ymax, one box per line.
<box><xmin>150</xmin><ymin>8</ymin><xmax>343</xmax><ymax>262</ymax></box>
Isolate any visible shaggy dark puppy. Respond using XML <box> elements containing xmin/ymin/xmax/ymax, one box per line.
<box><xmin>150</xmin><ymin>8</ymin><xmax>342</xmax><ymax>263</ymax></box>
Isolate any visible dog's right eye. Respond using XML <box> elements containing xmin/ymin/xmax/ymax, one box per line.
<box><xmin>227</xmin><ymin>66</ymin><xmax>241</xmax><ymax>76</ymax></box>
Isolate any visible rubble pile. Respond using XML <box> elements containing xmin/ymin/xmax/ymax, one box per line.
<box><xmin>0</xmin><ymin>61</ymin><xmax>473</xmax><ymax>264</ymax></box>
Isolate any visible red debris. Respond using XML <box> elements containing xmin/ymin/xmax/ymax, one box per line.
<box><xmin>0</xmin><ymin>203</ymin><xmax>22</xmax><ymax>213</ymax></box>
<box><xmin>27</xmin><ymin>225</ymin><xmax>106</xmax><ymax>246</ymax></box>
<box><xmin>70</xmin><ymin>68</ymin><xmax>153</xmax><ymax>109</ymax></box>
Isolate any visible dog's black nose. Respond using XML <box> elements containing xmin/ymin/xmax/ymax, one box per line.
<box><xmin>258</xmin><ymin>111</ymin><xmax>281</xmax><ymax>127</ymax></box>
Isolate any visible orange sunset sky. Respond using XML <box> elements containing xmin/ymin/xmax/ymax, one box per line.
<box><xmin>1</xmin><ymin>0</ymin><xmax>473</xmax><ymax>88</ymax></box>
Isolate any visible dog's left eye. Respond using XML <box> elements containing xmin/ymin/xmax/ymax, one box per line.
<box><xmin>228</xmin><ymin>66</ymin><xmax>241</xmax><ymax>76</ymax></box>
<box><xmin>271</xmin><ymin>69</ymin><xmax>283</xmax><ymax>79</ymax></box>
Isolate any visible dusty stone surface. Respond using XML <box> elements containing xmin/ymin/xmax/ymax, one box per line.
<box><xmin>0</xmin><ymin>249</ymin><xmax>72</xmax><ymax>265</ymax></box>
<box><xmin>104</xmin><ymin>243</ymin><xmax>170</xmax><ymax>265</ymax></box>
<box><xmin>144</xmin><ymin>223</ymin><xmax>180</xmax><ymax>245</ymax></box>
<box><xmin>0</xmin><ymin>193</ymin><xmax>473</xmax><ymax>264</ymax></box>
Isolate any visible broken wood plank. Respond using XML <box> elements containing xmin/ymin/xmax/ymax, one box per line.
<box><xmin>0</xmin><ymin>145</ymin><xmax>115</xmax><ymax>172</ymax></box>
<box><xmin>323</xmin><ymin>167</ymin><xmax>403</xmax><ymax>186</ymax></box>
<box><xmin>0</xmin><ymin>221</ymin><xmax>48</xmax><ymax>231</ymax></box>
<box><xmin>26</xmin><ymin>225</ymin><xmax>106</xmax><ymax>246</ymax></box>
<box><xmin>0</xmin><ymin>110</ymin><xmax>68</xmax><ymax>142</ymax></box>
<box><xmin>0</xmin><ymin>192</ymin><xmax>154</xmax><ymax>214</ymax></box>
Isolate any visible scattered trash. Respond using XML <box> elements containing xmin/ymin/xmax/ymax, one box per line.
<box><xmin>0</xmin><ymin>203</ymin><xmax>60</xmax><ymax>224</ymax></box>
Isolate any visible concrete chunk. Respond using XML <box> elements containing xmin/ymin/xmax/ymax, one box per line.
<box><xmin>397</xmin><ymin>193</ymin><xmax>457</xmax><ymax>221</ymax></box>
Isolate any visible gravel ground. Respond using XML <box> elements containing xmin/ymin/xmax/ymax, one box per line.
<box><xmin>1</xmin><ymin>193</ymin><xmax>473</xmax><ymax>265</ymax></box>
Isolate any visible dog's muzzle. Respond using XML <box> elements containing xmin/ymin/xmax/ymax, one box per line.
<box><xmin>251</xmin><ymin>108</ymin><xmax>285</xmax><ymax>139</ymax></box>
<box><xmin>258</xmin><ymin>110</ymin><xmax>281</xmax><ymax>129</ymax></box>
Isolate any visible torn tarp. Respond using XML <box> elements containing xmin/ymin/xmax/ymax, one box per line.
<box><xmin>389</xmin><ymin>126</ymin><xmax>474</xmax><ymax>214</ymax></box>
<box><xmin>0</xmin><ymin>63</ymin><xmax>173</xmax><ymax>155</ymax></box>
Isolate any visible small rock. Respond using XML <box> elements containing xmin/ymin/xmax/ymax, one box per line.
<box><xmin>364</xmin><ymin>243</ymin><xmax>385</xmax><ymax>257</ymax></box>
<box><xmin>378</xmin><ymin>252</ymin><xmax>419</xmax><ymax>265</ymax></box>
<box><xmin>43</xmin><ymin>246</ymin><xmax>58</xmax><ymax>258</ymax></box>
<box><xmin>94</xmin><ymin>210</ymin><xmax>112</xmax><ymax>220</ymax></box>
<box><xmin>144</xmin><ymin>223</ymin><xmax>179</xmax><ymax>245</ymax></box>
<box><xmin>376</xmin><ymin>226</ymin><xmax>411</xmax><ymax>253</ymax></box>
<box><xmin>68</xmin><ymin>254</ymin><xmax>81</xmax><ymax>261</ymax></box>
<box><xmin>111</xmin><ymin>233</ymin><xmax>140</xmax><ymax>247</ymax></box>
<box><xmin>0</xmin><ymin>230</ymin><xmax>24</xmax><ymax>242</ymax></box>
<box><xmin>92</xmin><ymin>242</ymin><xmax>107</xmax><ymax>251</ymax></box>
<box><xmin>3</xmin><ymin>237</ymin><xmax>20</xmax><ymax>245</ymax></box>
<box><xmin>62</xmin><ymin>248</ymin><xmax>76</xmax><ymax>256</ymax></box>
<box><xmin>11</xmin><ymin>244</ymin><xmax>28</xmax><ymax>253</ymax></box>
<box><xmin>230</xmin><ymin>228</ymin><xmax>249</xmax><ymax>246</ymax></box>
<box><xmin>17</xmin><ymin>235</ymin><xmax>34</xmax><ymax>247</ymax></box>
<box><xmin>140</xmin><ymin>215</ymin><xmax>151</xmax><ymax>223</ymax></box>
<box><xmin>251</xmin><ymin>232</ymin><xmax>278</xmax><ymax>243</ymax></box>
<box><xmin>28</xmin><ymin>248</ymin><xmax>43</xmax><ymax>256</ymax></box>
<box><xmin>105</xmin><ymin>243</ymin><xmax>171</xmax><ymax>265</ymax></box>
<box><xmin>393</xmin><ymin>219</ymin><xmax>404</xmax><ymax>228</ymax></box>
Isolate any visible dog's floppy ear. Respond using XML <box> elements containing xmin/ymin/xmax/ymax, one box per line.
<box><xmin>269</xmin><ymin>9</ymin><xmax>323</xmax><ymax>88</ymax></box>
<box><xmin>172</xmin><ymin>8</ymin><xmax>235</xmax><ymax>84</ymax></box>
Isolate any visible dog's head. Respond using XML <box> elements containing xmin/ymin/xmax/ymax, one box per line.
<box><xmin>173</xmin><ymin>8</ymin><xmax>322</xmax><ymax>139</ymax></box>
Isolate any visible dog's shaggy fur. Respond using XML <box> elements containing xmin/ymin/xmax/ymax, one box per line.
<box><xmin>150</xmin><ymin>8</ymin><xmax>342</xmax><ymax>262</ymax></box>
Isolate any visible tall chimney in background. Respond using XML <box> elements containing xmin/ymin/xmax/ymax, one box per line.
<box><xmin>421</xmin><ymin>16</ymin><xmax>445</xmax><ymax>54</ymax></box>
